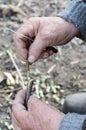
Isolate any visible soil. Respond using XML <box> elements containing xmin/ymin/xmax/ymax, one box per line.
<box><xmin>0</xmin><ymin>0</ymin><xmax>86</xmax><ymax>129</ymax></box>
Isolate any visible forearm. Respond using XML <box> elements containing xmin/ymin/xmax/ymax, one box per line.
<box><xmin>58</xmin><ymin>0</ymin><xmax>86</xmax><ymax>40</ymax></box>
<box><xmin>59</xmin><ymin>113</ymin><xmax>86</xmax><ymax>130</ymax></box>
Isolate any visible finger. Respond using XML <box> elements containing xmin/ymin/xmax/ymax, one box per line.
<box><xmin>39</xmin><ymin>50</ymin><xmax>54</xmax><ymax>59</ymax></box>
<box><xmin>27</xmin><ymin>95</ymin><xmax>43</xmax><ymax>107</ymax></box>
<box><xmin>28</xmin><ymin>96</ymin><xmax>58</xmax><ymax>114</ymax></box>
<box><xmin>28</xmin><ymin>36</ymin><xmax>47</xmax><ymax>63</ymax></box>
<box><xmin>12</xmin><ymin>114</ymin><xmax>22</xmax><ymax>130</ymax></box>
<box><xmin>14</xmin><ymin>90</ymin><xmax>26</xmax><ymax>105</ymax></box>
<box><xmin>12</xmin><ymin>90</ymin><xmax>28</xmax><ymax>124</ymax></box>
<box><xmin>14</xmin><ymin>22</ymin><xmax>35</xmax><ymax>61</ymax></box>
<box><xmin>14</xmin><ymin>38</ymin><xmax>28</xmax><ymax>61</ymax></box>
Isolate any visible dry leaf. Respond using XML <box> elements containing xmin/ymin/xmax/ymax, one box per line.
<box><xmin>0</xmin><ymin>71</ymin><xmax>6</xmax><ymax>83</ymax></box>
<box><xmin>4</xmin><ymin>72</ymin><xmax>15</xmax><ymax>85</ymax></box>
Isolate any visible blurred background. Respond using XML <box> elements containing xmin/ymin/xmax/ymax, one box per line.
<box><xmin>0</xmin><ymin>0</ymin><xmax>86</xmax><ymax>129</ymax></box>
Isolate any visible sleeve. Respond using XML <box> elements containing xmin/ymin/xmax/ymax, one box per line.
<box><xmin>59</xmin><ymin>113</ymin><xmax>86</xmax><ymax>130</ymax></box>
<box><xmin>57</xmin><ymin>0</ymin><xmax>86</xmax><ymax>40</ymax></box>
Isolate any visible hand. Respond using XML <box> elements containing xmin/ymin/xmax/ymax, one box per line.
<box><xmin>12</xmin><ymin>90</ymin><xmax>64</xmax><ymax>130</ymax></box>
<box><xmin>14</xmin><ymin>17</ymin><xmax>79</xmax><ymax>63</ymax></box>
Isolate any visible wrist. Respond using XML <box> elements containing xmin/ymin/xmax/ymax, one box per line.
<box><xmin>59</xmin><ymin>113</ymin><xmax>86</xmax><ymax>130</ymax></box>
<box><xmin>58</xmin><ymin>0</ymin><xmax>86</xmax><ymax>40</ymax></box>
<box><xmin>57</xmin><ymin>17</ymin><xmax>80</xmax><ymax>37</ymax></box>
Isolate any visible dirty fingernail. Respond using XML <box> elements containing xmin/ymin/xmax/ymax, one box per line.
<box><xmin>28</xmin><ymin>55</ymin><xmax>36</xmax><ymax>63</ymax></box>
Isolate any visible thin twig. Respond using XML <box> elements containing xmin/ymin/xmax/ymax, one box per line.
<box><xmin>47</xmin><ymin>64</ymin><xmax>56</xmax><ymax>74</ymax></box>
<box><xmin>7</xmin><ymin>50</ymin><xmax>25</xmax><ymax>89</ymax></box>
<box><xmin>71</xmin><ymin>58</ymin><xmax>86</xmax><ymax>65</ymax></box>
<box><xmin>17</xmin><ymin>0</ymin><xmax>24</xmax><ymax>7</ymax></box>
<box><xmin>0</xmin><ymin>87</ymin><xmax>21</xmax><ymax>93</ymax></box>
<box><xmin>6</xmin><ymin>27</ymin><xmax>33</xmax><ymax>42</ymax></box>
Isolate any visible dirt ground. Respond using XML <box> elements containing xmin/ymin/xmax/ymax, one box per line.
<box><xmin>0</xmin><ymin>0</ymin><xmax>86</xmax><ymax>129</ymax></box>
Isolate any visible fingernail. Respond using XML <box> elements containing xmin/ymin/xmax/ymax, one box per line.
<box><xmin>28</xmin><ymin>55</ymin><xmax>36</xmax><ymax>63</ymax></box>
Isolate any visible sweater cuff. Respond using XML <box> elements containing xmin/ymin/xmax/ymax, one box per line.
<box><xmin>57</xmin><ymin>0</ymin><xmax>86</xmax><ymax>40</ymax></box>
<box><xmin>59</xmin><ymin>113</ymin><xmax>86</xmax><ymax>130</ymax></box>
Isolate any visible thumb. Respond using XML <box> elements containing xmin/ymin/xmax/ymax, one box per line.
<box><xmin>28</xmin><ymin>36</ymin><xmax>46</xmax><ymax>63</ymax></box>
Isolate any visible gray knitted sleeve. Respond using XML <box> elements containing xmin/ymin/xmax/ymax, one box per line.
<box><xmin>58</xmin><ymin>0</ymin><xmax>86</xmax><ymax>40</ymax></box>
<box><xmin>59</xmin><ymin>113</ymin><xmax>86</xmax><ymax>130</ymax></box>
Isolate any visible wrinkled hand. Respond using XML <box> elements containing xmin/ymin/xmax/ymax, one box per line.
<box><xmin>14</xmin><ymin>17</ymin><xmax>79</xmax><ymax>63</ymax></box>
<box><xmin>12</xmin><ymin>90</ymin><xmax>64</xmax><ymax>130</ymax></box>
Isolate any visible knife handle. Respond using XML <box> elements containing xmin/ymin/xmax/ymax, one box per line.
<box><xmin>24</xmin><ymin>80</ymin><xmax>34</xmax><ymax>110</ymax></box>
